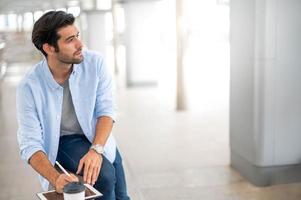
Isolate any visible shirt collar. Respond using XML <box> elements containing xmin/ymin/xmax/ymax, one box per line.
<box><xmin>41</xmin><ymin>59</ymin><xmax>80</xmax><ymax>90</ymax></box>
<box><xmin>71</xmin><ymin>62</ymin><xmax>80</xmax><ymax>75</ymax></box>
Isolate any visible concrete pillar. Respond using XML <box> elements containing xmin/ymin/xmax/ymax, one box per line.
<box><xmin>230</xmin><ymin>0</ymin><xmax>301</xmax><ymax>186</ymax></box>
<box><xmin>123</xmin><ymin>1</ymin><xmax>160</xmax><ymax>87</ymax></box>
<box><xmin>111</xmin><ymin>0</ymin><xmax>119</xmax><ymax>75</ymax></box>
<box><xmin>175</xmin><ymin>0</ymin><xmax>186</xmax><ymax>110</ymax></box>
<box><xmin>84</xmin><ymin>11</ymin><xmax>107</xmax><ymax>55</ymax></box>
<box><xmin>81</xmin><ymin>10</ymin><xmax>116</xmax><ymax>74</ymax></box>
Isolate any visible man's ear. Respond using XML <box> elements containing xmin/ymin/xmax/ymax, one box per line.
<box><xmin>42</xmin><ymin>43</ymin><xmax>56</xmax><ymax>56</ymax></box>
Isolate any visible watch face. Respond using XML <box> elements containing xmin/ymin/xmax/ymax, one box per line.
<box><xmin>91</xmin><ymin>145</ymin><xmax>104</xmax><ymax>154</ymax></box>
<box><xmin>95</xmin><ymin>147</ymin><xmax>102</xmax><ymax>153</ymax></box>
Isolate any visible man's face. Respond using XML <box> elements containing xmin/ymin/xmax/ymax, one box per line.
<box><xmin>55</xmin><ymin>25</ymin><xmax>83</xmax><ymax>64</ymax></box>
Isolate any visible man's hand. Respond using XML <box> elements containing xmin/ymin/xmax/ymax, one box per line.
<box><xmin>76</xmin><ymin>150</ymin><xmax>102</xmax><ymax>185</ymax></box>
<box><xmin>55</xmin><ymin>173</ymin><xmax>79</xmax><ymax>193</ymax></box>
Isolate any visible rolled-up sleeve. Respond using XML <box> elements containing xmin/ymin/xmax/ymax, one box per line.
<box><xmin>16</xmin><ymin>83</ymin><xmax>45</xmax><ymax>163</ymax></box>
<box><xmin>94</xmin><ymin>57</ymin><xmax>116</xmax><ymax>122</ymax></box>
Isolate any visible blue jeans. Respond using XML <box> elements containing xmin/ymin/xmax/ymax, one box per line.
<box><xmin>56</xmin><ymin>134</ymin><xmax>130</xmax><ymax>200</ymax></box>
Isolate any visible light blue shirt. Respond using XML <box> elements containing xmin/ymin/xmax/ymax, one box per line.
<box><xmin>16</xmin><ymin>50</ymin><xmax>117</xmax><ymax>191</ymax></box>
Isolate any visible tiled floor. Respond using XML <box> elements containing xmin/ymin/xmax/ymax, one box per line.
<box><xmin>2</xmin><ymin>61</ymin><xmax>301</xmax><ymax>200</ymax></box>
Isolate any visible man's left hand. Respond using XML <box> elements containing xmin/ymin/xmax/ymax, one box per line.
<box><xmin>76</xmin><ymin>150</ymin><xmax>102</xmax><ymax>185</ymax></box>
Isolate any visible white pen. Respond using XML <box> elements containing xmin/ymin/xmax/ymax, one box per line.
<box><xmin>55</xmin><ymin>161</ymin><xmax>71</xmax><ymax>177</ymax></box>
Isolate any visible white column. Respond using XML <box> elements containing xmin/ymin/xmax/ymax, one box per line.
<box><xmin>175</xmin><ymin>0</ymin><xmax>186</xmax><ymax>110</ymax></box>
<box><xmin>123</xmin><ymin>1</ymin><xmax>160</xmax><ymax>86</ymax></box>
<box><xmin>230</xmin><ymin>0</ymin><xmax>301</xmax><ymax>186</ymax></box>
<box><xmin>81</xmin><ymin>10</ymin><xmax>115</xmax><ymax>74</ymax></box>
<box><xmin>84</xmin><ymin>11</ymin><xmax>107</xmax><ymax>54</ymax></box>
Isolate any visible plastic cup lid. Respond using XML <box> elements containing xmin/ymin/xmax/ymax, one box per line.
<box><xmin>63</xmin><ymin>182</ymin><xmax>85</xmax><ymax>194</ymax></box>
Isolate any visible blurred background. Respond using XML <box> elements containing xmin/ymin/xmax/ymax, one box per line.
<box><xmin>1</xmin><ymin>0</ymin><xmax>301</xmax><ymax>199</ymax></box>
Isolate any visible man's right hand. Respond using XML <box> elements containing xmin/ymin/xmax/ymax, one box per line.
<box><xmin>55</xmin><ymin>173</ymin><xmax>79</xmax><ymax>193</ymax></box>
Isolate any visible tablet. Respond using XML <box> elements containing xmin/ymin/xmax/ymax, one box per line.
<box><xmin>36</xmin><ymin>184</ymin><xmax>102</xmax><ymax>200</ymax></box>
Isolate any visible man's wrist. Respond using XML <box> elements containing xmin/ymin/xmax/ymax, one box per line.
<box><xmin>52</xmin><ymin>171</ymin><xmax>61</xmax><ymax>187</ymax></box>
<box><xmin>90</xmin><ymin>144</ymin><xmax>104</xmax><ymax>155</ymax></box>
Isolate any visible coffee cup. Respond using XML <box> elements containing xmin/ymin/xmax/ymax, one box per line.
<box><xmin>63</xmin><ymin>182</ymin><xmax>85</xmax><ymax>200</ymax></box>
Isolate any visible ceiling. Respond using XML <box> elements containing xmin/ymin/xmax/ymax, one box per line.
<box><xmin>0</xmin><ymin>0</ymin><xmax>160</xmax><ymax>14</ymax></box>
<box><xmin>0</xmin><ymin>0</ymin><xmax>77</xmax><ymax>14</ymax></box>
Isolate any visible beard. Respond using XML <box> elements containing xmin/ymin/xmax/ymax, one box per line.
<box><xmin>56</xmin><ymin>49</ymin><xmax>83</xmax><ymax>64</ymax></box>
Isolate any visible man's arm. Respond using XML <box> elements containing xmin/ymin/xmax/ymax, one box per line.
<box><xmin>92</xmin><ymin>116</ymin><xmax>113</xmax><ymax>146</ymax></box>
<box><xmin>76</xmin><ymin>116</ymin><xmax>113</xmax><ymax>185</ymax></box>
<box><xmin>30</xmin><ymin>151</ymin><xmax>78</xmax><ymax>193</ymax></box>
<box><xmin>76</xmin><ymin>55</ymin><xmax>115</xmax><ymax>185</ymax></box>
<box><xmin>17</xmin><ymin>84</ymin><xmax>78</xmax><ymax>193</ymax></box>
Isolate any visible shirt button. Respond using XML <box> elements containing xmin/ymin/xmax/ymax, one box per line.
<box><xmin>56</xmin><ymin>115</ymin><xmax>60</xmax><ymax>119</ymax></box>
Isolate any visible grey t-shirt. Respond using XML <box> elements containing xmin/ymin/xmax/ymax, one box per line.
<box><xmin>60</xmin><ymin>79</ymin><xmax>84</xmax><ymax>136</ymax></box>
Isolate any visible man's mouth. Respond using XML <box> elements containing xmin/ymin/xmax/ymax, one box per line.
<box><xmin>74</xmin><ymin>50</ymin><xmax>82</xmax><ymax>56</ymax></box>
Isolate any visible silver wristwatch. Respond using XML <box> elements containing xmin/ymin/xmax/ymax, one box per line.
<box><xmin>90</xmin><ymin>144</ymin><xmax>104</xmax><ymax>155</ymax></box>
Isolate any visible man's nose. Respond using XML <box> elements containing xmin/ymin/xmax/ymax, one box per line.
<box><xmin>75</xmin><ymin>38</ymin><xmax>83</xmax><ymax>49</ymax></box>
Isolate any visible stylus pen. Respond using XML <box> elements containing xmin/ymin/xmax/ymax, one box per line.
<box><xmin>55</xmin><ymin>161</ymin><xmax>71</xmax><ymax>177</ymax></box>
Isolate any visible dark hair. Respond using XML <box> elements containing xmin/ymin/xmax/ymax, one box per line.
<box><xmin>32</xmin><ymin>11</ymin><xmax>75</xmax><ymax>57</ymax></box>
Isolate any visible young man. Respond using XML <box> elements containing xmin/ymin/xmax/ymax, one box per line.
<box><xmin>16</xmin><ymin>11</ymin><xmax>130</xmax><ymax>200</ymax></box>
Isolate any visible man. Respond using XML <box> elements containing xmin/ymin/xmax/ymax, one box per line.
<box><xmin>16</xmin><ymin>11</ymin><xmax>130</xmax><ymax>200</ymax></box>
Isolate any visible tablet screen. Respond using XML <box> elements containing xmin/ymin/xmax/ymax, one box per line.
<box><xmin>37</xmin><ymin>184</ymin><xmax>102</xmax><ymax>200</ymax></box>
